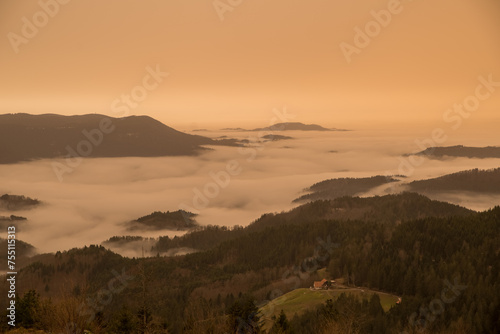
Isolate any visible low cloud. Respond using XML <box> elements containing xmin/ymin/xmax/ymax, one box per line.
<box><xmin>1</xmin><ymin>129</ymin><xmax>499</xmax><ymax>255</ymax></box>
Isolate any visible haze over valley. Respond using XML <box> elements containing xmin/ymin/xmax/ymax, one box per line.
<box><xmin>1</xmin><ymin>116</ymin><xmax>500</xmax><ymax>257</ymax></box>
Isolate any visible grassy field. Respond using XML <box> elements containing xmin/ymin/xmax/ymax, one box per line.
<box><xmin>259</xmin><ymin>287</ymin><xmax>399</xmax><ymax>330</ymax></box>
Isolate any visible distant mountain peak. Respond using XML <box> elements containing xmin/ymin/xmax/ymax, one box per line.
<box><xmin>220</xmin><ymin>122</ymin><xmax>348</xmax><ymax>132</ymax></box>
<box><xmin>253</xmin><ymin>122</ymin><xmax>345</xmax><ymax>132</ymax></box>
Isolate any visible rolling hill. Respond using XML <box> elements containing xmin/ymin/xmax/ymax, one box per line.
<box><xmin>0</xmin><ymin>194</ymin><xmax>40</xmax><ymax>210</ymax></box>
<box><xmin>0</xmin><ymin>113</ymin><xmax>218</xmax><ymax>163</ymax></box>
<box><xmin>0</xmin><ymin>195</ymin><xmax>497</xmax><ymax>333</ymax></box>
<box><xmin>96</xmin><ymin>193</ymin><xmax>474</xmax><ymax>258</ymax></box>
<box><xmin>412</xmin><ymin>145</ymin><xmax>500</xmax><ymax>159</ymax></box>
<box><xmin>408</xmin><ymin>167</ymin><xmax>500</xmax><ymax>193</ymax></box>
<box><xmin>126</xmin><ymin>210</ymin><xmax>198</xmax><ymax>231</ymax></box>
<box><xmin>259</xmin><ymin>287</ymin><xmax>399</xmax><ymax>331</ymax></box>
<box><xmin>252</xmin><ymin>122</ymin><xmax>344</xmax><ymax>131</ymax></box>
<box><xmin>294</xmin><ymin>169</ymin><xmax>500</xmax><ymax>204</ymax></box>
<box><xmin>252</xmin><ymin>122</ymin><xmax>334</xmax><ymax>131</ymax></box>
<box><xmin>293</xmin><ymin>175</ymin><xmax>400</xmax><ymax>203</ymax></box>
<box><xmin>221</xmin><ymin>122</ymin><xmax>347</xmax><ymax>132</ymax></box>
<box><xmin>151</xmin><ymin>192</ymin><xmax>473</xmax><ymax>254</ymax></box>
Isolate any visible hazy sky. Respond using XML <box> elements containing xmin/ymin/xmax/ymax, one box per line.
<box><xmin>1</xmin><ymin>0</ymin><xmax>499</xmax><ymax>128</ymax></box>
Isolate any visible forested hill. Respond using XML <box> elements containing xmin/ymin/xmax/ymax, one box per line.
<box><xmin>222</xmin><ymin>122</ymin><xmax>346</xmax><ymax>132</ymax></box>
<box><xmin>258</xmin><ymin>192</ymin><xmax>473</xmax><ymax>229</ymax></box>
<box><xmin>0</xmin><ymin>194</ymin><xmax>40</xmax><ymax>210</ymax></box>
<box><xmin>251</xmin><ymin>122</ymin><xmax>337</xmax><ymax>131</ymax></box>
<box><xmin>293</xmin><ymin>175</ymin><xmax>400</xmax><ymax>202</ymax></box>
<box><xmin>2</xmin><ymin>193</ymin><xmax>496</xmax><ymax>333</ymax></box>
<box><xmin>408</xmin><ymin>167</ymin><xmax>500</xmax><ymax>193</ymax></box>
<box><xmin>297</xmin><ymin>168</ymin><xmax>500</xmax><ymax>202</ymax></box>
<box><xmin>126</xmin><ymin>210</ymin><xmax>198</xmax><ymax>231</ymax></box>
<box><xmin>150</xmin><ymin>192</ymin><xmax>473</xmax><ymax>254</ymax></box>
<box><xmin>414</xmin><ymin>145</ymin><xmax>500</xmax><ymax>159</ymax></box>
<box><xmin>0</xmin><ymin>113</ymin><xmax>217</xmax><ymax>163</ymax></box>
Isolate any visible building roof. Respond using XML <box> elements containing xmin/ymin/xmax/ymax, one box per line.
<box><xmin>313</xmin><ymin>278</ymin><xmax>328</xmax><ymax>288</ymax></box>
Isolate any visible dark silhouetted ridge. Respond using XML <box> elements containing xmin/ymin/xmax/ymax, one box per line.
<box><xmin>413</xmin><ymin>145</ymin><xmax>500</xmax><ymax>159</ymax></box>
<box><xmin>0</xmin><ymin>113</ymin><xmax>216</xmax><ymax>163</ymax></box>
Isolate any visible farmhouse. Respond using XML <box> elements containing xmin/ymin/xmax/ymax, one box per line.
<box><xmin>313</xmin><ymin>279</ymin><xmax>328</xmax><ymax>290</ymax></box>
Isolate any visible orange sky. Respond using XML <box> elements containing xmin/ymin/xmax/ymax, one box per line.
<box><xmin>1</xmin><ymin>0</ymin><xmax>499</xmax><ymax>129</ymax></box>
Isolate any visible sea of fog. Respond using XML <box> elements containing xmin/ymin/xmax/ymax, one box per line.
<box><xmin>1</xmin><ymin>128</ymin><xmax>500</xmax><ymax>256</ymax></box>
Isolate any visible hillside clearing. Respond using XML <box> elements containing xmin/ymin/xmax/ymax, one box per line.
<box><xmin>259</xmin><ymin>287</ymin><xmax>400</xmax><ymax>330</ymax></box>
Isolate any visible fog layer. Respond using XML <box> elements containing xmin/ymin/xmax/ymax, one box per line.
<box><xmin>1</xmin><ymin>129</ymin><xmax>499</xmax><ymax>254</ymax></box>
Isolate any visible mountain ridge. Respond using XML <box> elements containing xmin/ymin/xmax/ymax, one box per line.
<box><xmin>221</xmin><ymin>122</ymin><xmax>348</xmax><ymax>132</ymax></box>
<box><xmin>411</xmin><ymin>145</ymin><xmax>500</xmax><ymax>159</ymax></box>
<box><xmin>0</xmin><ymin>113</ymin><xmax>218</xmax><ymax>164</ymax></box>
